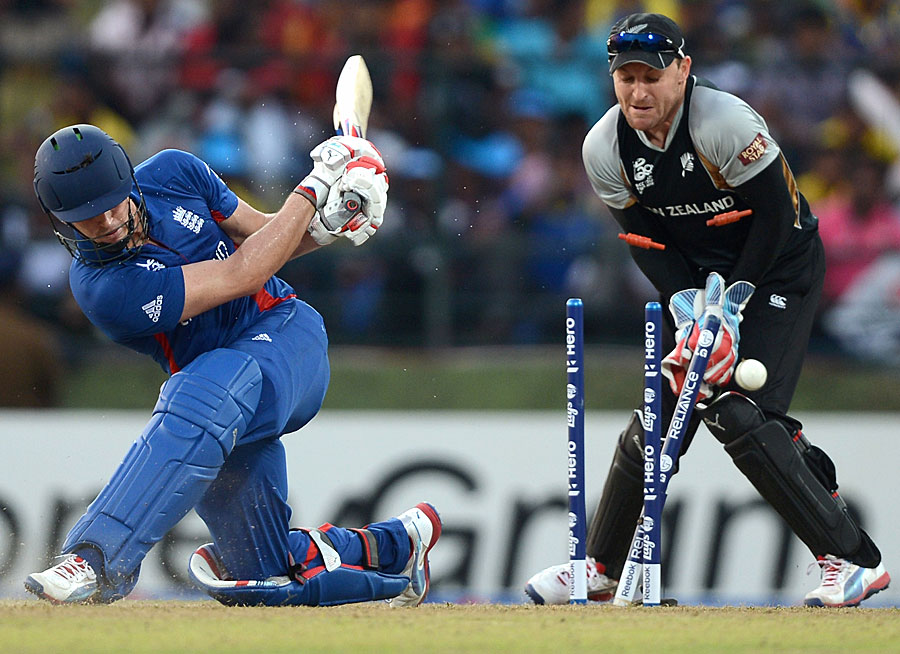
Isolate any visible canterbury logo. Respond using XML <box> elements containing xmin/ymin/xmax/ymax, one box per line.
<box><xmin>769</xmin><ymin>294</ymin><xmax>787</xmax><ymax>310</ymax></box>
<box><xmin>251</xmin><ymin>333</ymin><xmax>272</xmax><ymax>342</ymax></box>
<box><xmin>142</xmin><ymin>295</ymin><xmax>164</xmax><ymax>322</ymax></box>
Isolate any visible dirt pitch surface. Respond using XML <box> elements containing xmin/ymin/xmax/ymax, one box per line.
<box><xmin>3</xmin><ymin>600</ymin><xmax>899</xmax><ymax>654</ymax></box>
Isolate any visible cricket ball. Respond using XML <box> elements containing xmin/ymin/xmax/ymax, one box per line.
<box><xmin>734</xmin><ymin>359</ymin><xmax>767</xmax><ymax>391</ymax></box>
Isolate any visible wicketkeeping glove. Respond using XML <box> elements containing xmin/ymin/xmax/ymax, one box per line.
<box><xmin>695</xmin><ymin>278</ymin><xmax>754</xmax><ymax>388</ymax></box>
<box><xmin>664</xmin><ymin>273</ymin><xmax>755</xmax><ymax>397</ymax></box>
<box><xmin>661</xmin><ymin>286</ymin><xmax>705</xmax><ymax>396</ymax></box>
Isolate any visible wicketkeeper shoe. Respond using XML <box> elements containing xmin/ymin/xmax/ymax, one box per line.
<box><xmin>25</xmin><ymin>554</ymin><xmax>98</xmax><ymax>604</ymax></box>
<box><xmin>524</xmin><ymin>557</ymin><xmax>617</xmax><ymax>605</ymax></box>
<box><xmin>803</xmin><ymin>555</ymin><xmax>891</xmax><ymax>607</ymax></box>
<box><xmin>387</xmin><ymin>502</ymin><xmax>442</xmax><ymax>607</ymax></box>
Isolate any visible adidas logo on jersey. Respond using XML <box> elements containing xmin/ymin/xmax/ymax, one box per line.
<box><xmin>173</xmin><ymin>206</ymin><xmax>204</xmax><ymax>234</ymax></box>
<box><xmin>251</xmin><ymin>333</ymin><xmax>272</xmax><ymax>342</ymax></box>
<box><xmin>142</xmin><ymin>295</ymin><xmax>164</xmax><ymax>323</ymax></box>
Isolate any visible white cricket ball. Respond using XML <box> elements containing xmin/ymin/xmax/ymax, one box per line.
<box><xmin>734</xmin><ymin>359</ymin><xmax>767</xmax><ymax>391</ymax></box>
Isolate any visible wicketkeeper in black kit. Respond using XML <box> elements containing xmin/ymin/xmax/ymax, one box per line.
<box><xmin>525</xmin><ymin>13</ymin><xmax>889</xmax><ymax>607</ymax></box>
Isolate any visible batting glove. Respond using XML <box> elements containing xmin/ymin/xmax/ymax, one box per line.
<box><xmin>315</xmin><ymin>156</ymin><xmax>389</xmax><ymax>247</ymax></box>
<box><xmin>295</xmin><ymin>136</ymin><xmax>384</xmax><ymax>210</ymax></box>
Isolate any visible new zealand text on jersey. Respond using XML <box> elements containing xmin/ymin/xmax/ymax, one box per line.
<box><xmin>646</xmin><ymin>195</ymin><xmax>735</xmax><ymax>218</ymax></box>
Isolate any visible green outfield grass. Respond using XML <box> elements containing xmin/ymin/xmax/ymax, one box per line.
<box><xmin>59</xmin><ymin>345</ymin><xmax>900</xmax><ymax>411</ymax></box>
<box><xmin>3</xmin><ymin>601</ymin><xmax>899</xmax><ymax>654</ymax></box>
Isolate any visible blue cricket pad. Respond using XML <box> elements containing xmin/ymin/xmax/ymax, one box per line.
<box><xmin>188</xmin><ymin>544</ymin><xmax>409</xmax><ymax>606</ymax></box>
<box><xmin>63</xmin><ymin>349</ymin><xmax>263</xmax><ymax>586</ymax></box>
<box><xmin>94</xmin><ymin>564</ymin><xmax>140</xmax><ymax>603</ymax></box>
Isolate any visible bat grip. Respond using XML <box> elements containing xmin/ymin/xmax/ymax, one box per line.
<box><xmin>342</xmin><ymin>191</ymin><xmax>362</xmax><ymax>213</ymax></box>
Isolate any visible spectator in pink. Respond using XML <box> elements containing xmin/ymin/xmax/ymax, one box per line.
<box><xmin>816</xmin><ymin>155</ymin><xmax>900</xmax><ymax>306</ymax></box>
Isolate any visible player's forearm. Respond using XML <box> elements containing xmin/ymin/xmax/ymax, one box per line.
<box><xmin>219</xmin><ymin>199</ymin><xmax>281</xmax><ymax>247</ymax></box>
<box><xmin>232</xmin><ymin>210</ymin><xmax>321</xmax><ymax>260</ymax></box>
<box><xmin>229</xmin><ymin>193</ymin><xmax>315</xmax><ymax>291</ymax></box>
<box><xmin>630</xmin><ymin>247</ymin><xmax>696</xmax><ymax>298</ymax></box>
<box><xmin>609</xmin><ymin>205</ymin><xmax>695</xmax><ymax>296</ymax></box>
<box><xmin>288</xmin><ymin>234</ymin><xmax>322</xmax><ymax>260</ymax></box>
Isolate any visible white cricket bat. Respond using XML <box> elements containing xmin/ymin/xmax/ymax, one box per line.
<box><xmin>333</xmin><ymin>54</ymin><xmax>372</xmax><ymax>138</ymax></box>
<box><xmin>325</xmin><ymin>55</ymin><xmax>373</xmax><ymax>231</ymax></box>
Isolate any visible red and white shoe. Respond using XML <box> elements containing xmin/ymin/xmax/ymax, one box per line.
<box><xmin>804</xmin><ymin>555</ymin><xmax>890</xmax><ymax>607</ymax></box>
<box><xmin>25</xmin><ymin>554</ymin><xmax>98</xmax><ymax>604</ymax></box>
<box><xmin>525</xmin><ymin>557</ymin><xmax>617</xmax><ymax>605</ymax></box>
<box><xmin>387</xmin><ymin>503</ymin><xmax>442</xmax><ymax>607</ymax></box>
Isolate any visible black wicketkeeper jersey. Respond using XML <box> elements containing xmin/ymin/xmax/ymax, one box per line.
<box><xmin>584</xmin><ymin>76</ymin><xmax>818</xmax><ymax>287</ymax></box>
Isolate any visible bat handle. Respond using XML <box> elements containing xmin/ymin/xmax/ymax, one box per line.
<box><xmin>342</xmin><ymin>191</ymin><xmax>362</xmax><ymax>213</ymax></box>
<box><xmin>337</xmin><ymin>191</ymin><xmax>366</xmax><ymax>233</ymax></box>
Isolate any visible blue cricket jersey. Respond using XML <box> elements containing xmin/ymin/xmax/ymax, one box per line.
<box><xmin>69</xmin><ymin>149</ymin><xmax>299</xmax><ymax>374</ymax></box>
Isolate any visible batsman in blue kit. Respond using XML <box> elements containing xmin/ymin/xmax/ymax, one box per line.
<box><xmin>25</xmin><ymin>124</ymin><xmax>441</xmax><ymax>607</ymax></box>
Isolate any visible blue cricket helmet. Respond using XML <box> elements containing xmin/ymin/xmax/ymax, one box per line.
<box><xmin>34</xmin><ymin>124</ymin><xmax>133</xmax><ymax>222</ymax></box>
<box><xmin>34</xmin><ymin>124</ymin><xmax>148</xmax><ymax>265</ymax></box>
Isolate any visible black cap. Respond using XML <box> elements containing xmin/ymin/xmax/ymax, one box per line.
<box><xmin>608</xmin><ymin>13</ymin><xmax>685</xmax><ymax>73</ymax></box>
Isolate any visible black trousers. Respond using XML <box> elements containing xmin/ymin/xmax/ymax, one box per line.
<box><xmin>588</xmin><ymin>234</ymin><xmax>829</xmax><ymax>574</ymax></box>
<box><xmin>664</xmin><ymin>233</ymin><xmax>825</xmax><ymax>453</ymax></box>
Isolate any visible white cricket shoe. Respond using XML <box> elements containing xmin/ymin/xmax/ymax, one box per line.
<box><xmin>25</xmin><ymin>554</ymin><xmax>98</xmax><ymax>604</ymax></box>
<box><xmin>803</xmin><ymin>555</ymin><xmax>890</xmax><ymax>607</ymax></box>
<box><xmin>387</xmin><ymin>502</ymin><xmax>442</xmax><ymax>607</ymax></box>
<box><xmin>525</xmin><ymin>557</ymin><xmax>617</xmax><ymax>605</ymax></box>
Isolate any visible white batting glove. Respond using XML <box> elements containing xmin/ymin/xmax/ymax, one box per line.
<box><xmin>316</xmin><ymin>156</ymin><xmax>389</xmax><ymax>247</ymax></box>
<box><xmin>294</xmin><ymin>137</ymin><xmax>353</xmax><ymax>210</ymax></box>
<box><xmin>306</xmin><ymin>212</ymin><xmax>338</xmax><ymax>246</ymax></box>
<box><xmin>294</xmin><ymin>136</ymin><xmax>384</xmax><ymax>210</ymax></box>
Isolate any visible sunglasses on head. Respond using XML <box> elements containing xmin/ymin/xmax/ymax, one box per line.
<box><xmin>607</xmin><ymin>32</ymin><xmax>683</xmax><ymax>57</ymax></box>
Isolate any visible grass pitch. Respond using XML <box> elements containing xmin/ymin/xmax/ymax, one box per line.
<box><xmin>3</xmin><ymin>601</ymin><xmax>899</xmax><ymax>654</ymax></box>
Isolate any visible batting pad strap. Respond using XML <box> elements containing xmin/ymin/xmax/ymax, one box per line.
<box><xmin>306</xmin><ymin>528</ymin><xmax>341</xmax><ymax>572</ymax></box>
<box><xmin>189</xmin><ymin>545</ymin><xmax>408</xmax><ymax>607</ymax></box>
<box><xmin>348</xmin><ymin>528</ymin><xmax>380</xmax><ymax>570</ymax></box>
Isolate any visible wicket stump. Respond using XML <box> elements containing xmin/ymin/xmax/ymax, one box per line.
<box><xmin>566</xmin><ymin>298</ymin><xmax>587</xmax><ymax>604</ymax></box>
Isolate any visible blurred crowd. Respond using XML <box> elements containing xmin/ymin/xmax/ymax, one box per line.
<box><xmin>2</xmin><ymin>0</ymin><xmax>900</xmax><ymax>406</ymax></box>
